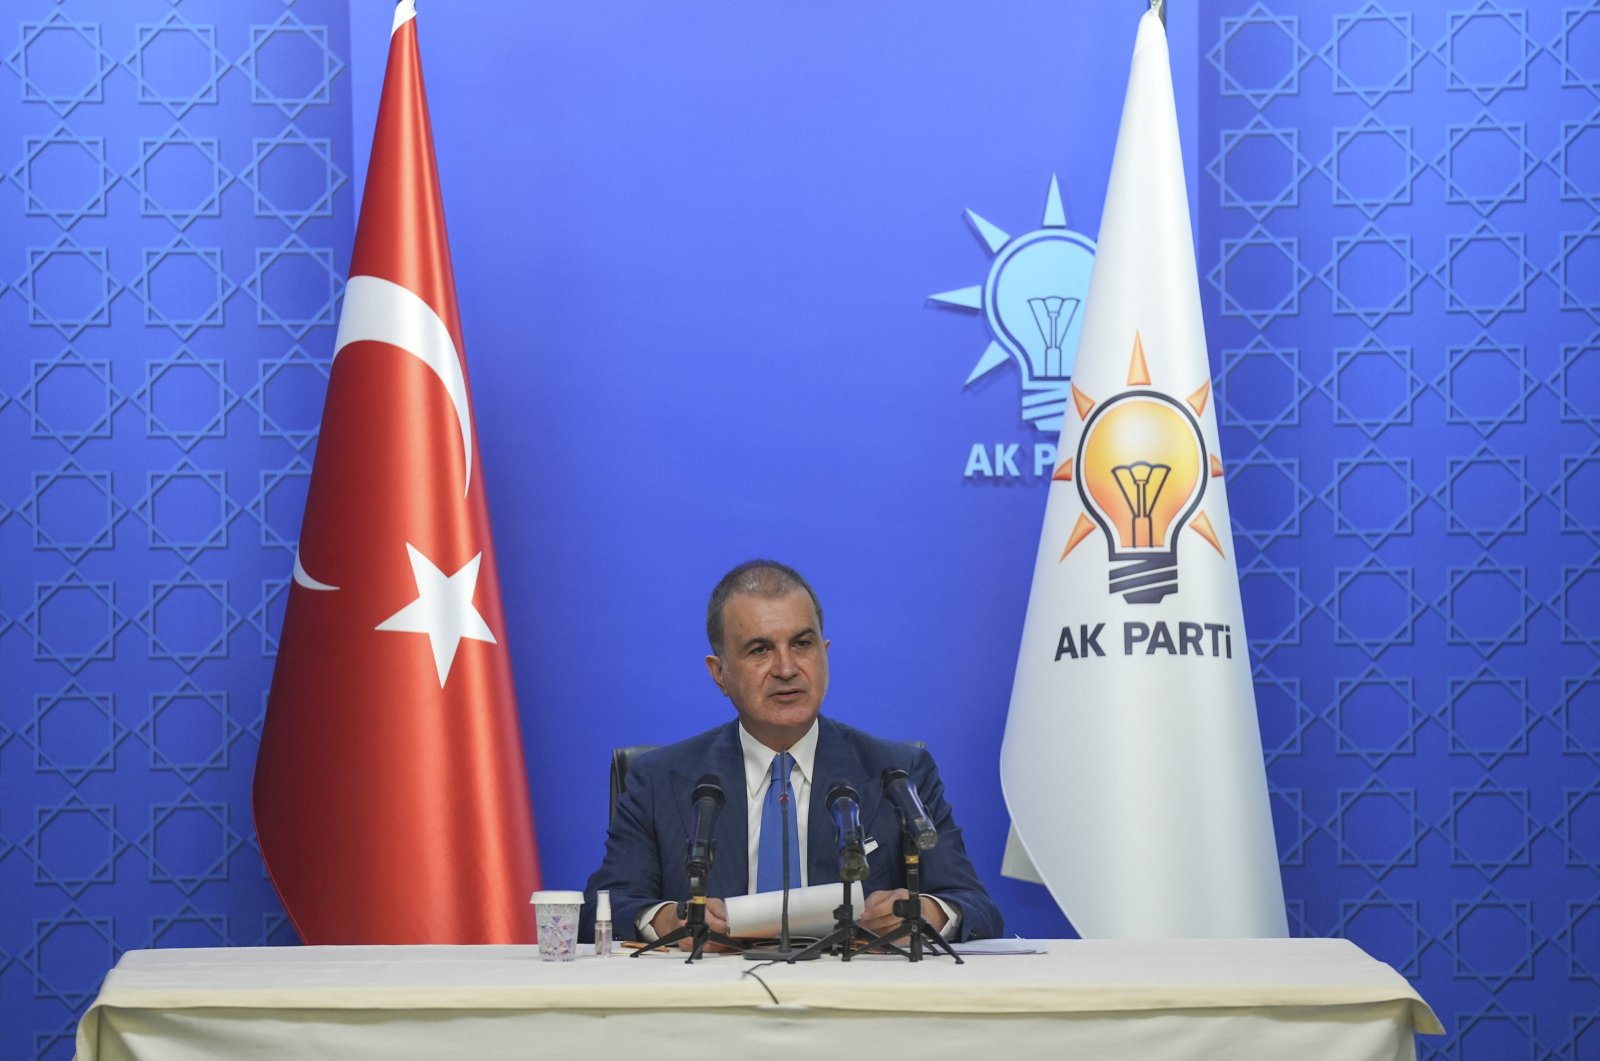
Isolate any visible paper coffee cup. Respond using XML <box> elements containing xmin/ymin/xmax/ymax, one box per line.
<box><xmin>529</xmin><ymin>890</ymin><xmax>585</xmax><ymax>961</ymax></box>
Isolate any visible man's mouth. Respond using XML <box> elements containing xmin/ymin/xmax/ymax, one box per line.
<box><xmin>770</xmin><ymin>688</ymin><xmax>805</xmax><ymax>701</ymax></box>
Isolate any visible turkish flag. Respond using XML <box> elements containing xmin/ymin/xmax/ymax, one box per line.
<box><xmin>253</xmin><ymin>0</ymin><xmax>540</xmax><ymax>944</ymax></box>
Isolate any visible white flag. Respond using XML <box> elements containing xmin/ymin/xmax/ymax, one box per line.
<box><xmin>998</xmin><ymin>8</ymin><xmax>1287</xmax><ymax>938</ymax></box>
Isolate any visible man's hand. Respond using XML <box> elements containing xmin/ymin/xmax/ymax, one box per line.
<box><xmin>859</xmin><ymin>889</ymin><xmax>947</xmax><ymax>935</ymax></box>
<box><xmin>650</xmin><ymin>898</ymin><xmax>737</xmax><ymax>951</ymax></box>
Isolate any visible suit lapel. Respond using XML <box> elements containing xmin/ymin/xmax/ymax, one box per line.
<box><xmin>668</xmin><ymin>722</ymin><xmax>747</xmax><ymax>898</ymax></box>
<box><xmin>809</xmin><ymin>717</ymin><xmax>879</xmax><ymax>886</ymax></box>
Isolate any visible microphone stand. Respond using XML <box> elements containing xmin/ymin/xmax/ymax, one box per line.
<box><xmin>788</xmin><ymin>876</ymin><xmax>859</xmax><ymax>962</ymax></box>
<box><xmin>744</xmin><ymin>779</ymin><xmax>817</xmax><ymax>962</ymax></box>
<box><xmin>633</xmin><ymin>854</ymin><xmax>746</xmax><ymax>963</ymax></box>
<box><xmin>780</xmin><ymin>783</ymin><xmax>792</xmax><ymax>954</ymax></box>
<box><xmin>857</xmin><ymin>817</ymin><xmax>962</xmax><ymax>964</ymax></box>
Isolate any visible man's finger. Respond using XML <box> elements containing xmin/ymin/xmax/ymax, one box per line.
<box><xmin>863</xmin><ymin>889</ymin><xmax>907</xmax><ymax>915</ymax></box>
<box><xmin>858</xmin><ymin>890</ymin><xmax>906</xmax><ymax>933</ymax></box>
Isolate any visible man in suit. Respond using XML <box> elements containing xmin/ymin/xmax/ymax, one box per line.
<box><xmin>583</xmin><ymin>560</ymin><xmax>1002</xmax><ymax>944</ymax></box>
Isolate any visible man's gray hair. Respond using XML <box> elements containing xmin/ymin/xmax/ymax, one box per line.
<box><xmin>706</xmin><ymin>559</ymin><xmax>824</xmax><ymax>655</ymax></box>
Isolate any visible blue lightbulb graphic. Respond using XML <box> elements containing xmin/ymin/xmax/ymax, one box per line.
<box><xmin>930</xmin><ymin>176</ymin><xmax>1097</xmax><ymax>434</ymax></box>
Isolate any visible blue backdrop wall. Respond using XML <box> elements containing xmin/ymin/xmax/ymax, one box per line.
<box><xmin>1197</xmin><ymin>3</ymin><xmax>1598</xmax><ymax>1057</ymax></box>
<box><xmin>0</xmin><ymin>2</ymin><xmax>352</xmax><ymax>1057</ymax></box>
<box><xmin>0</xmin><ymin>2</ymin><xmax>1594</xmax><ymax>1058</ymax></box>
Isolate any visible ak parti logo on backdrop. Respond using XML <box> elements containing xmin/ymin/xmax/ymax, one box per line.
<box><xmin>1051</xmin><ymin>331</ymin><xmax>1226</xmax><ymax>605</ymax></box>
<box><xmin>930</xmin><ymin>176</ymin><xmax>1095</xmax><ymax>481</ymax></box>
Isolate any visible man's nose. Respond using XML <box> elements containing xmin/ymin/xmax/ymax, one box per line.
<box><xmin>771</xmin><ymin>645</ymin><xmax>799</xmax><ymax>677</ymax></box>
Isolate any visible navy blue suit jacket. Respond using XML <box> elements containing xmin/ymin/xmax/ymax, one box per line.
<box><xmin>582</xmin><ymin>716</ymin><xmax>1003</xmax><ymax>942</ymax></box>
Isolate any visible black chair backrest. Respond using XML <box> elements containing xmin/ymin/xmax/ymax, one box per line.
<box><xmin>609</xmin><ymin>745</ymin><xmax>658</xmax><ymax>824</ymax></box>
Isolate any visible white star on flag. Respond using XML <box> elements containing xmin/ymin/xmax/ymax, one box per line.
<box><xmin>376</xmin><ymin>544</ymin><xmax>497</xmax><ymax>687</ymax></box>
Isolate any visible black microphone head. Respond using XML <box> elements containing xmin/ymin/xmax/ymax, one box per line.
<box><xmin>881</xmin><ymin>766</ymin><xmax>936</xmax><ymax>849</ymax></box>
<box><xmin>826</xmin><ymin>780</ymin><xmax>861</xmax><ymax>807</ymax></box>
<box><xmin>692</xmin><ymin>774</ymin><xmax>725</xmax><ymax>807</ymax></box>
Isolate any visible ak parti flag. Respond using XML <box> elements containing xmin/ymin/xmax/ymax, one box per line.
<box><xmin>999</xmin><ymin>7</ymin><xmax>1286</xmax><ymax>938</ymax></box>
<box><xmin>254</xmin><ymin>0</ymin><xmax>540</xmax><ymax>944</ymax></box>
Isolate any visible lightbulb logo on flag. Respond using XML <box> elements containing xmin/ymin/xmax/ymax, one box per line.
<box><xmin>1051</xmin><ymin>331</ymin><xmax>1227</xmax><ymax>604</ymax></box>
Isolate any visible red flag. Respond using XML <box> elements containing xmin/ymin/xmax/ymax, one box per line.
<box><xmin>253</xmin><ymin>0</ymin><xmax>540</xmax><ymax>944</ymax></box>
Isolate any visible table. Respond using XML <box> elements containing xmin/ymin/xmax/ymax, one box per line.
<box><xmin>74</xmin><ymin>938</ymin><xmax>1441</xmax><ymax>1061</ymax></box>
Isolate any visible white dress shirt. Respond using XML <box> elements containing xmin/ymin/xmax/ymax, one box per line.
<box><xmin>739</xmin><ymin>720</ymin><xmax>818</xmax><ymax>892</ymax></box>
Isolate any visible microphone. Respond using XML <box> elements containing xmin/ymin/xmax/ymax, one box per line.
<box><xmin>881</xmin><ymin>768</ymin><xmax>937</xmax><ymax>850</ymax></box>
<box><xmin>684</xmin><ymin>775</ymin><xmax>724</xmax><ymax>885</ymax></box>
<box><xmin>827</xmin><ymin>781</ymin><xmax>869</xmax><ymax>882</ymax></box>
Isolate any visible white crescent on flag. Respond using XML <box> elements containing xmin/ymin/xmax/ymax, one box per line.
<box><xmin>292</xmin><ymin>550</ymin><xmax>339</xmax><ymax>592</ymax></box>
<box><xmin>333</xmin><ymin>273</ymin><xmax>475</xmax><ymax>498</ymax></box>
<box><xmin>291</xmin><ymin>273</ymin><xmax>476</xmax><ymax>593</ymax></box>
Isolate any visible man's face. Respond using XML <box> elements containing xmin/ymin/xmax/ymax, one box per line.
<box><xmin>706</xmin><ymin>590</ymin><xmax>829</xmax><ymax>751</ymax></box>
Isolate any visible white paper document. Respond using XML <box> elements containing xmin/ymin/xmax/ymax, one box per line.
<box><xmin>723</xmin><ymin>883</ymin><xmax>866</xmax><ymax>939</ymax></box>
<box><xmin>951</xmin><ymin>938</ymin><xmax>1050</xmax><ymax>956</ymax></box>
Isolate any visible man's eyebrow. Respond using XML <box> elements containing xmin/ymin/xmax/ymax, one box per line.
<box><xmin>738</xmin><ymin>628</ymin><xmax>817</xmax><ymax>652</ymax></box>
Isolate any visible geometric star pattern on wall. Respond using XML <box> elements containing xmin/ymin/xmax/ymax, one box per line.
<box><xmin>126</xmin><ymin>127</ymin><xmax>231</xmax><ymax>230</ymax></box>
<box><xmin>0</xmin><ymin>2</ymin><xmax>351</xmax><ymax>1057</ymax></box>
<box><xmin>124</xmin><ymin>12</ymin><xmax>229</xmax><ymax>119</ymax></box>
<box><xmin>1204</xmin><ymin>2</ymin><xmax>1600</xmax><ymax>1056</ymax></box>
<box><xmin>1321</xmin><ymin>114</ymin><xmax>1426</xmax><ymax>219</ymax></box>
<box><xmin>9</xmin><ymin>125</ymin><xmax>119</xmax><ymax>226</ymax></box>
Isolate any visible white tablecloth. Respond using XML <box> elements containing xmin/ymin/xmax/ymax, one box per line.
<box><xmin>75</xmin><ymin>938</ymin><xmax>1441</xmax><ymax>1061</ymax></box>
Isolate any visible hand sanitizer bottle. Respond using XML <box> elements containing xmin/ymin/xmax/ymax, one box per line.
<box><xmin>594</xmin><ymin>890</ymin><xmax>613</xmax><ymax>957</ymax></box>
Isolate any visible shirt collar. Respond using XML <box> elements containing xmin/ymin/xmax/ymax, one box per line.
<box><xmin>739</xmin><ymin>718</ymin><xmax>819</xmax><ymax>794</ymax></box>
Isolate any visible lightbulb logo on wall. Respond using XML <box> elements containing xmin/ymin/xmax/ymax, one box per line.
<box><xmin>931</xmin><ymin>176</ymin><xmax>1095</xmax><ymax>480</ymax></box>
<box><xmin>1052</xmin><ymin>331</ymin><xmax>1226</xmax><ymax>604</ymax></box>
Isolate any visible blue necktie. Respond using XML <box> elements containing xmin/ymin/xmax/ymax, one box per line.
<box><xmin>757</xmin><ymin>752</ymin><xmax>802</xmax><ymax>893</ymax></box>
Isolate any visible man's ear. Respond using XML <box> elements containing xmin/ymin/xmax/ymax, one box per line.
<box><xmin>705</xmin><ymin>654</ymin><xmax>728</xmax><ymax>696</ymax></box>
